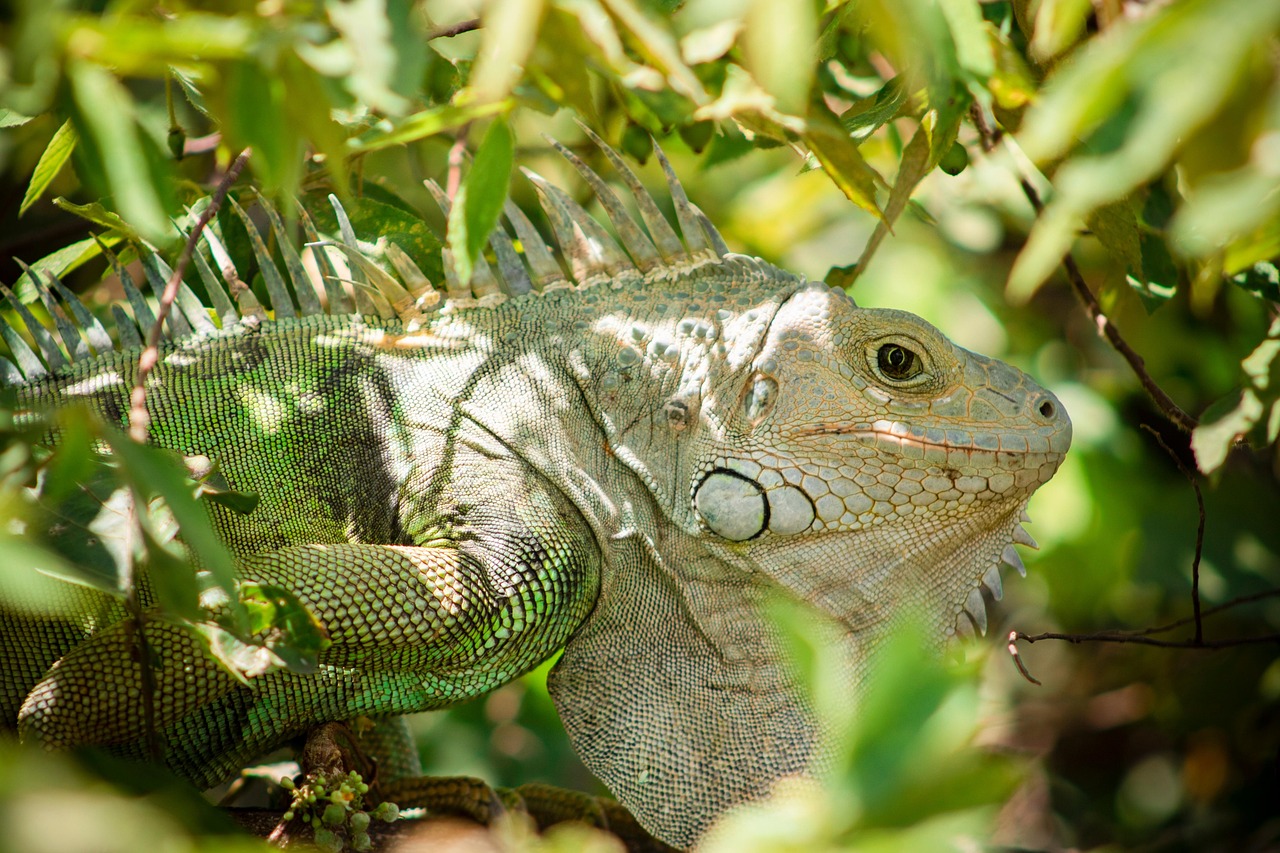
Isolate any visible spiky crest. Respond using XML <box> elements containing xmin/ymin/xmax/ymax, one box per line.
<box><xmin>1</xmin><ymin>133</ymin><xmax>741</xmax><ymax>385</ymax></box>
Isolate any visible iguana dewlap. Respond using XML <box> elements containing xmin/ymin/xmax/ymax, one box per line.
<box><xmin>1</xmin><ymin>132</ymin><xmax>1070</xmax><ymax>848</ymax></box>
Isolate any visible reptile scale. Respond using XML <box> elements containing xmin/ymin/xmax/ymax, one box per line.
<box><xmin>1</xmin><ymin>130</ymin><xmax>1071</xmax><ymax>848</ymax></box>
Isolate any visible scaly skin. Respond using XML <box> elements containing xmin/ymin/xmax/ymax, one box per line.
<box><xmin>2</xmin><ymin>147</ymin><xmax>1070</xmax><ymax>848</ymax></box>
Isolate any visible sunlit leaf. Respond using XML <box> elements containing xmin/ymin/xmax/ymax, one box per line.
<box><xmin>103</xmin><ymin>432</ymin><xmax>238</xmax><ymax>616</ymax></box>
<box><xmin>347</xmin><ymin>100</ymin><xmax>510</xmax><ymax>154</ymax></box>
<box><xmin>804</xmin><ymin>119</ymin><xmax>885</xmax><ymax>220</ymax></box>
<box><xmin>66</xmin><ymin>61</ymin><xmax>173</xmax><ymax>242</ymax></box>
<box><xmin>239</xmin><ymin>581</ymin><xmax>330</xmax><ymax>674</ymax></box>
<box><xmin>470</xmin><ymin>0</ymin><xmax>547</xmax><ymax>103</ymax></box>
<box><xmin>742</xmin><ymin>0</ymin><xmax>817</xmax><ymax>117</ymax></box>
<box><xmin>448</xmin><ymin>118</ymin><xmax>514</xmax><ymax>287</ymax></box>
<box><xmin>20</xmin><ymin>119</ymin><xmax>77</xmax><ymax>216</ymax></box>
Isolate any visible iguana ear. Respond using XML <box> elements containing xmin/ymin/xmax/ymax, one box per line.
<box><xmin>547</xmin><ymin>553</ymin><xmax>820</xmax><ymax>848</ymax></box>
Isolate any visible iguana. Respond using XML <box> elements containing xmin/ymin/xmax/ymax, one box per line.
<box><xmin>0</xmin><ymin>131</ymin><xmax>1071</xmax><ymax>848</ymax></box>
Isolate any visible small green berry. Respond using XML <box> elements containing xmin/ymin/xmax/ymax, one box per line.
<box><xmin>352</xmin><ymin>831</ymin><xmax>372</xmax><ymax>852</ymax></box>
<box><xmin>322</xmin><ymin>803</ymin><xmax>346</xmax><ymax>826</ymax></box>
<box><xmin>280</xmin><ymin>776</ymin><xmax>296</xmax><ymax>790</ymax></box>
<box><xmin>282</xmin><ymin>810</ymin><xmax>295</xmax><ymax>822</ymax></box>
<box><xmin>350</xmin><ymin>811</ymin><xmax>370</xmax><ymax>832</ymax></box>
<box><xmin>314</xmin><ymin>827</ymin><xmax>341</xmax><ymax>853</ymax></box>
<box><xmin>374</xmin><ymin>802</ymin><xmax>399</xmax><ymax>822</ymax></box>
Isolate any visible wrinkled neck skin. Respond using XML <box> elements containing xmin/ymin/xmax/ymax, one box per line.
<box><xmin>549</xmin><ymin>261</ymin><xmax>1072</xmax><ymax>847</ymax></box>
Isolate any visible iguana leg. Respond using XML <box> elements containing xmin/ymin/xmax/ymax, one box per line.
<box><xmin>18</xmin><ymin>474</ymin><xmax>601</xmax><ymax>788</ymax></box>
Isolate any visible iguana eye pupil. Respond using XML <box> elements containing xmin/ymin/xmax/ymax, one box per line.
<box><xmin>877</xmin><ymin>344</ymin><xmax>920</xmax><ymax>380</ymax></box>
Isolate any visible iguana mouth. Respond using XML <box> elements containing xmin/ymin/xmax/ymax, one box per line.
<box><xmin>798</xmin><ymin>419</ymin><xmax>1065</xmax><ymax>458</ymax></box>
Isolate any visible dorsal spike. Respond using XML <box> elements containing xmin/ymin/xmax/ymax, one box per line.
<box><xmin>138</xmin><ymin>252</ymin><xmax>194</xmax><ymax>338</ymax></box>
<box><xmin>97</xmin><ymin>238</ymin><xmax>160</xmax><ymax>335</ymax></box>
<box><xmin>422</xmin><ymin>180</ymin><xmax>504</xmax><ymax>301</ymax></box>
<box><xmin>0</xmin><ymin>356</ymin><xmax>23</xmax><ymax>385</ymax></box>
<box><xmin>385</xmin><ymin>244</ymin><xmax>442</xmax><ymax>314</ymax></box>
<box><xmin>140</xmin><ymin>250</ymin><xmax>218</xmax><ymax>336</ymax></box>
<box><xmin>229</xmin><ymin>196</ymin><xmax>297</xmax><ymax>320</ymax></box>
<box><xmin>191</xmin><ymin>246</ymin><xmax>239</xmax><ymax>328</ymax></box>
<box><xmin>690</xmin><ymin>201</ymin><xmax>730</xmax><ymax>257</ymax></box>
<box><xmin>0</xmin><ymin>312</ymin><xmax>47</xmax><ymax>381</ymax></box>
<box><xmin>502</xmin><ymin>199</ymin><xmax>567</xmax><ymax>291</ymax></box>
<box><xmin>199</xmin><ymin>220</ymin><xmax>265</xmax><ymax>321</ymax></box>
<box><xmin>487</xmin><ymin>220</ymin><xmax>532</xmax><ymax>296</ymax></box>
<box><xmin>299</xmin><ymin>205</ymin><xmax>352</xmax><ymax>315</ymax></box>
<box><xmin>1012</xmin><ymin>525</ymin><xmax>1039</xmax><ymax>551</ymax></box>
<box><xmin>521</xmin><ymin>167</ymin><xmax>633</xmax><ymax>284</ymax></box>
<box><xmin>309</xmin><ymin>240</ymin><xmax>424</xmax><ymax>324</ymax></box>
<box><xmin>575</xmin><ymin>122</ymin><xmax>684</xmax><ymax>261</ymax></box>
<box><xmin>16</xmin><ymin>261</ymin><xmax>89</xmax><ymax>362</ymax></box>
<box><xmin>653</xmin><ymin>139</ymin><xmax>713</xmax><ymax>257</ymax></box>
<box><xmin>46</xmin><ymin>269</ymin><xmax>113</xmax><ymax>353</ymax></box>
<box><xmin>546</xmin><ymin>136</ymin><xmax>662</xmax><ymax>271</ymax></box>
<box><xmin>982</xmin><ymin>564</ymin><xmax>1004</xmax><ymax>601</ymax></box>
<box><xmin>1</xmin><ymin>284</ymin><xmax>67</xmax><ymax>369</ymax></box>
<box><xmin>258</xmin><ymin>196</ymin><xmax>324</xmax><ymax>316</ymax></box>
<box><xmin>110</xmin><ymin>305</ymin><xmax>144</xmax><ymax>349</ymax></box>
<box><xmin>328</xmin><ymin>194</ymin><xmax>396</xmax><ymax>319</ymax></box>
<box><xmin>1002</xmin><ymin>544</ymin><xmax>1027</xmax><ymax>577</ymax></box>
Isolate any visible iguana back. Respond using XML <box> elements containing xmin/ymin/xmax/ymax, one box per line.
<box><xmin>1</xmin><ymin>134</ymin><xmax>1071</xmax><ymax>847</ymax></box>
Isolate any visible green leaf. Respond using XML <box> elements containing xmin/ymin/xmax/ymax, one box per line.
<box><xmin>66</xmin><ymin>61</ymin><xmax>173</xmax><ymax>242</ymax></box>
<box><xmin>1086</xmin><ymin>199</ymin><xmax>1143</xmax><ymax>279</ymax></box>
<box><xmin>938</xmin><ymin>0</ymin><xmax>993</xmax><ymax>81</ymax></box>
<box><xmin>0</xmin><ymin>109</ymin><xmax>35</xmax><ymax>128</ymax></box>
<box><xmin>742</xmin><ymin>0</ymin><xmax>818</xmax><ymax>117</ymax></box>
<box><xmin>1231</xmin><ymin>262</ymin><xmax>1280</xmax><ymax>304</ymax></box>
<box><xmin>804</xmin><ymin>120</ymin><xmax>885</xmax><ymax>220</ymax></box>
<box><xmin>20</xmin><ymin>119</ymin><xmax>77</xmax><ymax>216</ymax></box>
<box><xmin>448</xmin><ymin>118</ymin><xmax>514</xmax><ymax>287</ymax></box>
<box><xmin>840</xmin><ymin>77</ymin><xmax>907</xmax><ymax>141</ymax></box>
<box><xmin>51</xmin><ymin>199</ymin><xmax>139</xmax><ymax>238</ymax></box>
<box><xmin>221</xmin><ymin>60</ymin><xmax>297</xmax><ymax>195</ymax></box>
<box><xmin>0</xmin><ymin>536</ymin><xmax>90</xmax><ymax>616</ymax></box>
<box><xmin>141</xmin><ymin>527</ymin><xmax>202</xmax><ymax>623</ymax></box>
<box><xmin>239</xmin><ymin>581</ymin><xmax>330</xmax><ymax>674</ymax></box>
<box><xmin>12</xmin><ymin>233</ymin><xmax>123</xmax><ymax>304</ymax></box>
<box><xmin>103</xmin><ymin>431</ymin><xmax>238</xmax><ymax>614</ymax></box>
<box><xmin>347</xmin><ymin>100</ymin><xmax>511</xmax><ymax>154</ymax></box>
<box><xmin>469</xmin><ymin>0</ymin><xmax>547</xmax><ymax>103</ymax></box>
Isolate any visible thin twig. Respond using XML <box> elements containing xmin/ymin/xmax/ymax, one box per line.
<box><xmin>968</xmin><ymin>105</ymin><xmax>1198</xmax><ymax>434</ymax></box>
<box><xmin>127</xmin><ymin>149</ymin><xmax>250</xmax><ymax>443</ymax></box>
<box><xmin>1141</xmin><ymin>424</ymin><xmax>1205</xmax><ymax>642</ymax></box>
<box><xmin>118</xmin><ymin>488</ymin><xmax>161</xmax><ymax>761</ymax></box>
<box><xmin>1006</xmin><ymin>588</ymin><xmax>1280</xmax><ymax>685</ymax></box>
<box><xmin>1014</xmin><ymin>629</ymin><xmax>1280</xmax><ymax>650</ymax></box>
<box><xmin>428</xmin><ymin>17</ymin><xmax>481</xmax><ymax>40</ymax></box>
<box><xmin>445</xmin><ymin>130</ymin><xmax>469</xmax><ymax>202</ymax></box>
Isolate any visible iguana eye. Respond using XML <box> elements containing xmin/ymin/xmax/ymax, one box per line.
<box><xmin>876</xmin><ymin>344</ymin><xmax>921</xmax><ymax>381</ymax></box>
<box><xmin>743</xmin><ymin>374</ymin><xmax>778</xmax><ymax>422</ymax></box>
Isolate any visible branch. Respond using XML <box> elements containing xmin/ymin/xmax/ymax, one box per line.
<box><xmin>127</xmin><ymin>149</ymin><xmax>250</xmax><ymax>443</ymax></box>
<box><xmin>968</xmin><ymin>106</ymin><xmax>1198</xmax><ymax>434</ymax></box>
<box><xmin>428</xmin><ymin>18</ymin><xmax>481</xmax><ymax>40</ymax></box>
<box><xmin>1006</xmin><ymin>588</ymin><xmax>1280</xmax><ymax>686</ymax></box>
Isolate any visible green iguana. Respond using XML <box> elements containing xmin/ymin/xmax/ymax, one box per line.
<box><xmin>1</xmin><ymin>131</ymin><xmax>1070</xmax><ymax>848</ymax></box>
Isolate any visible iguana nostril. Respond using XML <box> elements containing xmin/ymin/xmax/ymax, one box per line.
<box><xmin>1038</xmin><ymin>399</ymin><xmax>1055</xmax><ymax>419</ymax></box>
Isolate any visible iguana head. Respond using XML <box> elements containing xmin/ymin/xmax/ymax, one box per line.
<box><xmin>689</xmin><ymin>279</ymin><xmax>1071</xmax><ymax>644</ymax></box>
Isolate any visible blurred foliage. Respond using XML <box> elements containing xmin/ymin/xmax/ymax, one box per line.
<box><xmin>2</xmin><ymin>0</ymin><xmax>1280</xmax><ymax>850</ymax></box>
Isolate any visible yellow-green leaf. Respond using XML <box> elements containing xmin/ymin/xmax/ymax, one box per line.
<box><xmin>20</xmin><ymin>119</ymin><xmax>77</xmax><ymax>216</ymax></box>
